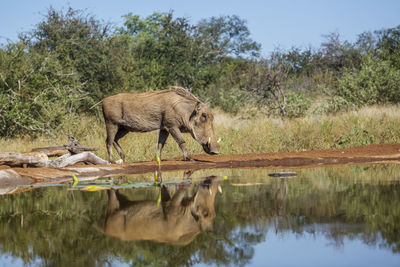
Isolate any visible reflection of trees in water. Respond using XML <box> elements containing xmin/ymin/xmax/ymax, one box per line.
<box><xmin>217</xmin><ymin>174</ymin><xmax>400</xmax><ymax>255</ymax></box>
<box><xmin>0</xmin><ymin>166</ymin><xmax>399</xmax><ymax>266</ymax></box>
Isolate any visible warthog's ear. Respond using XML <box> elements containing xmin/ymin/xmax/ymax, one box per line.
<box><xmin>195</xmin><ymin>102</ymin><xmax>210</xmax><ymax>113</ymax></box>
<box><xmin>190</xmin><ymin>102</ymin><xmax>202</xmax><ymax>121</ymax></box>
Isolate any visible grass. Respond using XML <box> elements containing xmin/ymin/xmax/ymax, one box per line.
<box><xmin>1</xmin><ymin>105</ymin><xmax>400</xmax><ymax>162</ymax></box>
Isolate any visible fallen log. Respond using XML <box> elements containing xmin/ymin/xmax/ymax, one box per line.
<box><xmin>1</xmin><ymin>134</ymin><xmax>108</xmax><ymax>167</ymax></box>
<box><xmin>0</xmin><ymin>152</ymin><xmax>109</xmax><ymax>167</ymax></box>
<box><xmin>0</xmin><ymin>152</ymin><xmax>49</xmax><ymax>167</ymax></box>
<box><xmin>46</xmin><ymin>152</ymin><xmax>109</xmax><ymax>167</ymax></box>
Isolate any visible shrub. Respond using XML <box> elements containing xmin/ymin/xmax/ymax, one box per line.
<box><xmin>284</xmin><ymin>91</ymin><xmax>312</xmax><ymax>118</ymax></box>
<box><xmin>214</xmin><ymin>88</ymin><xmax>248</xmax><ymax>114</ymax></box>
<box><xmin>0</xmin><ymin>44</ymin><xmax>86</xmax><ymax>137</ymax></box>
<box><xmin>338</xmin><ymin>57</ymin><xmax>400</xmax><ymax>107</ymax></box>
<box><xmin>326</xmin><ymin>96</ymin><xmax>356</xmax><ymax>113</ymax></box>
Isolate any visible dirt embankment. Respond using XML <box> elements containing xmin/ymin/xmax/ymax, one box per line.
<box><xmin>1</xmin><ymin>143</ymin><xmax>400</xmax><ymax>186</ymax></box>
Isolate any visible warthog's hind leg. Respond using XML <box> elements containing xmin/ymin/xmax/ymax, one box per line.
<box><xmin>105</xmin><ymin>121</ymin><xmax>118</xmax><ymax>163</ymax></box>
<box><xmin>113</xmin><ymin>128</ymin><xmax>129</xmax><ymax>162</ymax></box>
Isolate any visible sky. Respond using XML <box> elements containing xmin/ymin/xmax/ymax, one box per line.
<box><xmin>1</xmin><ymin>0</ymin><xmax>399</xmax><ymax>55</ymax></box>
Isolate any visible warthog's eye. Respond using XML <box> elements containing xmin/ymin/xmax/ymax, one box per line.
<box><xmin>200</xmin><ymin>113</ymin><xmax>207</xmax><ymax>122</ymax></box>
<box><xmin>202</xmin><ymin>210</ymin><xmax>209</xmax><ymax>218</ymax></box>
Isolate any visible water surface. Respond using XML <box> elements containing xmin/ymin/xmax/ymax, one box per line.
<box><xmin>0</xmin><ymin>164</ymin><xmax>399</xmax><ymax>266</ymax></box>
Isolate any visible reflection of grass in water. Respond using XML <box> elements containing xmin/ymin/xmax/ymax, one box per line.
<box><xmin>0</xmin><ymin>106</ymin><xmax>400</xmax><ymax>162</ymax></box>
<box><xmin>96</xmin><ymin>163</ymin><xmax>400</xmax><ymax>183</ymax></box>
<box><xmin>105</xmin><ymin>163</ymin><xmax>400</xmax><ymax>195</ymax></box>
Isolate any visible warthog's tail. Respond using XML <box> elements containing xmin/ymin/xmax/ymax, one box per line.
<box><xmin>90</xmin><ymin>100</ymin><xmax>103</xmax><ymax>110</ymax></box>
<box><xmin>92</xmin><ymin>223</ymin><xmax>106</xmax><ymax>235</ymax></box>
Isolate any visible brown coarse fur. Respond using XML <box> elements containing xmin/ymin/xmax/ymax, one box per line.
<box><xmin>104</xmin><ymin>178</ymin><xmax>219</xmax><ymax>245</ymax></box>
<box><xmin>102</xmin><ymin>86</ymin><xmax>219</xmax><ymax>162</ymax></box>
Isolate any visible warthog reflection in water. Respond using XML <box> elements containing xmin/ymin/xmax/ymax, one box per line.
<box><xmin>104</xmin><ymin>178</ymin><xmax>219</xmax><ymax>245</ymax></box>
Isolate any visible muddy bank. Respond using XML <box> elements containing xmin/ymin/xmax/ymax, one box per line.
<box><xmin>1</xmin><ymin>143</ymin><xmax>400</xmax><ymax>194</ymax></box>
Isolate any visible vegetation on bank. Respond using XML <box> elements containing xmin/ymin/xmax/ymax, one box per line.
<box><xmin>0</xmin><ymin>7</ymin><xmax>399</xmax><ymax>146</ymax></box>
<box><xmin>1</xmin><ymin>105</ymin><xmax>399</xmax><ymax>161</ymax></box>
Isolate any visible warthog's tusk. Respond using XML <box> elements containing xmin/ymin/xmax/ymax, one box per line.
<box><xmin>218</xmin><ymin>185</ymin><xmax>222</xmax><ymax>194</ymax></box>
<box><xmin>208</xmin><ymin>137</ymin><xmax>211</xmax><ymax>144</ymax></box>
<box><xmin>209</xmin><ymin>189</ymin><xmax>212</xmax><ymax>195</ymax></box>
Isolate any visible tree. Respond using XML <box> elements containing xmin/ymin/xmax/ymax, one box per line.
<box><xmin>21</xmin><ymin>7</ymin><xmax>126</xmax><ymax>104</ymax></box>
<box><xmin>242</xmin><ymin>59</ymin><xmax>288</xmax><ymax>116</ymax></box>
<box><xmin>0</xmin><ymin>7</ymin><xmax>129</xmax><ymax>136</ymax></box>
<box><xmin>195</xmin><ymin>15</ymin><xmax>260</xmax><ymax>57</ymax></box>
<box><xmin>375</xmin><ymin>25</ymin><xmax>400</xmax><ymax>69</ymax></box>
<box><xmin>318</xmin><ymin>32</ymin><xmax>363</xmax><ymax>72</ymax></box>
<box><xmin>118</xmin><ymin>12</ymin><xmax>260</xmax><ymax>93</ymax></box>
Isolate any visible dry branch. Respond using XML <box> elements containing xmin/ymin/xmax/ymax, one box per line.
<box><xmin>0</xmin><ymin>152</ymin><xmax>109</xmax><ymax>167</ymax></box>
<box><xmin>31</xmin><ymin>134</ymin><xmax>98</xmax><ymax>156</ymax></box>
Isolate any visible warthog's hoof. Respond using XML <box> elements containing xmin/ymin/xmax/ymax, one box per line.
<box><xmin>183</xmin><ymin>156</ymin><xmax>195</xmax><ymax>162</ymax></box>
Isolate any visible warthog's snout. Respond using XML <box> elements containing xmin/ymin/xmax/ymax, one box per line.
<box><xmin>202</xmin><ymin>138</ymin><xmax>219</xmax><ymax>155</ymax></box>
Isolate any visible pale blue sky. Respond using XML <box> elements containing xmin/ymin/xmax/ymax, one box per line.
<box><xmin>1</xmin><ymin>0</ymin><xmax>399</xmax><ymax>55</ymax></box>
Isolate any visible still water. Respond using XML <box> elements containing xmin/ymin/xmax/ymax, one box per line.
<box><xmin>0</xmin><ymin>164</ymin><xmax>400</xmax><ymax>266</ymax></box>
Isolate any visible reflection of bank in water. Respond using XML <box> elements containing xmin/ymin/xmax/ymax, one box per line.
<box><xmin>103</xmin><ymin>176</ymin><xmax>221</xmax><ymax>246</ymax></box>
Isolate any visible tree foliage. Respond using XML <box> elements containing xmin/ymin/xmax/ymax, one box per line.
<box><xmin>0</xmin><ymin>42</ymin><xmax>85</xmax><ymax>136</ymax></box>
<box><xmin>117</xmin><ymin>12</ymin><xmax>260</xmax><ymax>92</ymax></box>
<box><xmin>21</xmin><ymin>7</ymin><xmax>127</xmax><ymax>103</ymax></box>
<box><xmin>338</xmin><ymin>56</ymin><xmax>400</xmax><ymax>106</ymax></box>
<box><xmin>0</xmin><ymin>7</ymin><xmax>127</xmax><ymax>136</ymax></box>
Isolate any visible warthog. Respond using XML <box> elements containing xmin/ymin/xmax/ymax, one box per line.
<box><xmin>102</xmin><ymin>86</ymin><xmax>219</xmax><ymax>162</ymax></box>
<box><xmin>104</xmin><ymin>178</ymin><xmax>219</xmax><ymax>245</ymax></box>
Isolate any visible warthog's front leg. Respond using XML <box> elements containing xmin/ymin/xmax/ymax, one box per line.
<box><xmin>157</xmin><ymin>129</ymin><xmax>169</xmax><ymax>159</ymax></box>
<box><xmin>106</xmin><ymin>190</ymin><xmax>120</xmax><ymax>217</ymax></box>
<box><xmin>169</xmin><ymin>128</ymin><xmax>192</xmax><ymax>161</ymax></box>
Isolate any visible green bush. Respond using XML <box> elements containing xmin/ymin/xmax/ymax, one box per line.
<box><xmin>26</xmin><ymin>7</ymin><xmax>127</xmax><ymax>106</ymax></box>
<box><xmin>0</xmin><ymin>43</ymin><xmax>86</xmax><ymax>137</ymax></box>
<box><xmin>326</xmin><ymin>95</ymin><xmax>356</xmax><ymax>113</ymax></box>
<box><xmin>215</xmin><ymin>88</ymin><xmax>247</xmax><ymax>114</ymax></box>
<box><xmin>338</xmin><ymin>57</ymin><xmax>400</xmax><ymax>107</ymax></box>
<box><xmin>284</xmin><ymin>91</ymin><xmax>312</xmax><ymax>118</ymax></box>
<box><xmin>334</xmin><ymin>127</ymin><xmax>375</xmax><ymax>148</ymax></box>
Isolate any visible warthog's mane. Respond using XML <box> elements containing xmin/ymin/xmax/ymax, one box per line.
<box><xmin>166</xmin><ymin>86</ymin><xmax>201</xmax><ymax>103</ymax></box>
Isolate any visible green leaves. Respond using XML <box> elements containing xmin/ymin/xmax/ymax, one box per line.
<box><xmin>118</xmin><ymin>11</ymin><xmax>260</xmax><ymax>92</ymax></box>
<box><xmin>338</xmin><ymin>56</ymin><xmax>400</xmax><ymax>107</ymax></box>
<box><xmin>334</xmin><ymin>127</ymin><xmax>376</xmax><ymax>148</ymax></box>
<box><xmin>0</xmin><ymin>43</ymin><xmax>86</xmax><ymax>137</ymax></box>
<box><xmin>0</xmin><ymin>7</ymin><xmax>128</xmax><ymax>137</ymax></box>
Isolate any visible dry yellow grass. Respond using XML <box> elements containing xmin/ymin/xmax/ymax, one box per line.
<box><xmin>1</xmin><ymin>105</ymin><xmax>399</xmax><ymax>161</ymax></box>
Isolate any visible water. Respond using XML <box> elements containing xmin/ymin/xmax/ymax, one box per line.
<box><xmin>1</xmin><ymin>164</ymin><xmax>400</xmax><ymax>266</ymax></box>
